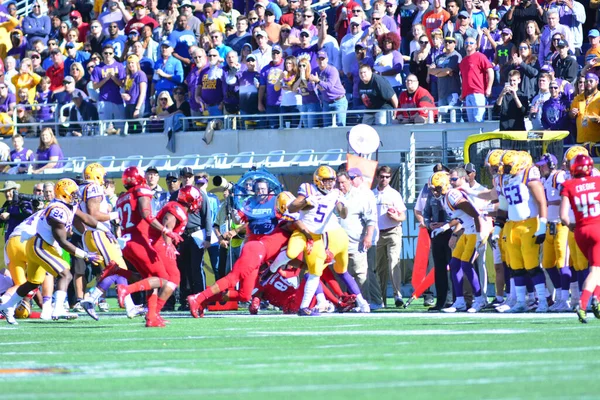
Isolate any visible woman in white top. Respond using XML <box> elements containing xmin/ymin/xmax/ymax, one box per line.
<box><xmin>374</xmin><ymin>32</ymin><xmax>404</xmax><ymax>96</ymax></box>
<box><xmin>280</xmin><ymin>55</ymin><xmax>302</xmax><ymax>128</ymax></box>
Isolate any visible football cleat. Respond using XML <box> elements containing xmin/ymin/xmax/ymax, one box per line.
<box><xmin>116</xmin><ymin>285</ymin><xmax>128</xmax><ymax>308</ymax></box>
<box><xmin>575</xmin><ymin>304</ymin><xmax>588</xmax><ymax>324</ymax></box>
<box><xmin>442</xmin><ymin>299</ymin><xmax>467</xmax><ymax>313</ymax></box>
<box><xmin>592</xmin><ymin>298</ymin><xmax>600</xmax><ymax>319</ymax></box>
<box><xmin>40</xmin><ymin>303</ymin><xmax>53</xmax><ymax>320</ymax></box>
<box><xmin>394</xmin><ymin>297</ymin><xmax>405</xmax><ymax>308</ymax></box>
<box><xmin>551</xmin><ymin>300</ymin><xmax>571</xmax><ymax>312</ymax></box>
<box><xmin>535</xmin><ymin>299</ymin><xmax>549</xmax><ymax>313</ymax></box>
<box><xmin>187</xmin><ymin>295</ymin><xmax>204</xmax><ymax>318</ymax></box>
<box><xmin>359</xmin><ymin>302</ymin><xmax>371</xmax><ymax>313</ymax></box>
<box><xmin>98</xmin><ymin>299</ymin><xmax>110</xmax><ymax>312</ymax></box>
<box><xmin>98</xmin><ymin>260</ymin><xmax>121</xmax><ymax>283</ymax></box>
<box><xmin>72</xmin><ymin>301</ymin><xmax>84</xmax><ymax>313</ymax></box>
<box><xmin>249</xmin><ymin>297</ymin><xmax>260</xmax><ymax>315</ymax></box>
<box><xmin>51</xmin><ymin>311</ymin><xmax>79</xmax><ymax>320</ymax></box>
<box><xmin>156</xmin><ymin>314</ymin><xmax>170</xmax><ymax>325</ymax></box>
<box><xmin>81</xmin><ymin>299</ymin><xmax>99</xmax><ymax>321</ymax></box>
<box><xmin>503</xmin><ymin>302</ymin><xmax>528</xmax><ymax>313</ymax></box>
<box><xmin>145</xmin><ymin>317</ymin><xmax>166</xmax><ymax>328</ymax></box>
<box><xmin>0</xmin><ymin>309</ymin><xmax>17</xmax><ymax>325</ymax></box>
<box><xmin>467</xmin><ymin>298</ymin><xmax>486</xmax><ymax>313</ymax></box>
<box><xmin>298</xmin><ymin>307</ymin><xmax>320</xmax><ymax>316</ymax></box>
<box><xmin>127</xmin><ymin>305</ymin><xmax>147</xmax><ymax>319</ymax></box>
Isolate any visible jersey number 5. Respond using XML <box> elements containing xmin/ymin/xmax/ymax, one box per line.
<box><xmin>314</xmin><ymin>204</ymin><xmax>328</xmax><ymax>223</ymax></box>
<box><xmin>574</xmin><ymin>191</ymin><xmax>600</xmax><ymax>218</ymax></box>
<box><xmin>118</xmin><ymin>203</ymin><xmax>134</xmax><ymax>229</ymax></box>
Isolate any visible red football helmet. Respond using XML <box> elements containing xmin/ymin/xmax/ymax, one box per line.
<box><xmin>570</xmin><ymin>154</ymin><xmax>594</xmax><ymax>178</ymax></box>
<box><xmin>122</xmin><ymin>166</ymin><xmax>146</xmax><ymax>188</ymax></box>
<box><xmin>177</xmin><ymin>185</ymin><xmax>202</xmax><ymax>212</ymax></box>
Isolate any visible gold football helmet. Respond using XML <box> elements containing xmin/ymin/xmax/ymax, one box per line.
<box><xmin>84</xmin><ymin>163</ymin><xmax>106</xmax><ymax>186</ymax></box>
<box><xmin>500</xmin><ymin>150</ymin><xmax>521</xmax><ymax>175</ymax></box>
<box><xmin>313</xmin><ymin>165</ymin><xmax>336</xmax><ymax>194</ymax></box>
<box><xmin>276</xmin><ymin>191</ymin><xmax>296</xmax><ymax>216</ymax></box>
<box><xmin>564</xmin><ymin>146</ymin><xmax>589</xmax><ymax>167</ymax></box>
<box><xmin>430</xmin><ymin>172</ymin><xmax>450</xmax><ymax>198</ymax></box>
<box><xmin>54</xmin><ymin>178</ymin><xmax>80</xmax><ymax>206</ymax></box>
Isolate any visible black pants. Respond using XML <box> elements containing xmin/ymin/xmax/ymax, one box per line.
<box><xmin>177</xmin><ymin>234</ymin><xmax>206</xmax><ymax>303</ymax></box>
<box><xmin>67</xmin><ymin>233</ymin><xmax>87</xmax><ymax>306</ymax></box>
<box><xmin>366</xmin><ymin>246</ymin><xmax>383</xmax><ymax>306</ymax></box>
<box><xmin>432</xmin><ymin>230</ymin><xmax>452</xmax><ymax>308</ymax></box>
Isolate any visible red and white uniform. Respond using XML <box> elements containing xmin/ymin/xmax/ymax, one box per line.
<box><xmin>256</xmin><ymin>269</ymin><xmax>305</xmax><ymax>314</ymax></box>
<box><xmin>561</xmin><ymin>176</ymin><xmax>600</xmax><ymax>265</ymax></box>
<box><xmin>150</xmin><ymin>201</ymin><xmax>188</xmax><ymax>285</ymax></box>
<box><xmin>116</xmin><ymin>184</ymin><xmax>166</xmax><ymax>279</ymax></box>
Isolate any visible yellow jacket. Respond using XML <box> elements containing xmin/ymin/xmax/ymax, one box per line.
<box><xmin>571</xmin><ymin>91</ymin><xmax>600</xmax><ymax>143</ymax></box>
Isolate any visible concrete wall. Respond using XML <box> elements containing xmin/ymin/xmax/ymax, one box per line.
<box><xmin>22</xmin><ymin>121</ymin><xmax>499</xmax><ymax>166</ymax></box>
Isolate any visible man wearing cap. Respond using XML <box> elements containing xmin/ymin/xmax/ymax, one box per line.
<box><xmin>548</xmin><ymin>0</ymin><xmax>585</xmax><ymax>54</ymax></box>
<box><xmin>539</xmin><ymin>9</ymin><xmax>572</xmax><ymax>61</ymax></box>
<box><xmin>22</xmin><ymin>0</ymin><xmax>50</xmax><ymax>46</ymax></box>
<box><xmin>291</xmin><ymin>29</ymin><xmax>322</xmax><ymax>71</ymax></box>
<box><xmin>198</xmin><ymin>48</ymin><xmax>224</xmax><ymax>116</ymax></box>
<box><xmin>103</xmin><ymin>22</ymin><xmax>127</xmax><ymax>60</ymax></box>
<box><xmin>493</xmin><ymin>28</ymin><xmax>516</xmax><ymax>84</ymax></box>
<box><xmin>238</xmin><ymin>52</ymin><xmax>261</xmax><ymax>125</ymax></box>
<box><xmin>251</xmin><ymin>30</ymin><xmax>272</xmax><ymax>70</ymax></box>
<box><xmin>312</xmin><ymin>50</ymin><xmax>348</xmax><ymax>127</ymax></box>
<box><xmin>502</xmin><ymin>0</ymin><xmax>544</xmax><ymax>46</ymax></box>
<box><xmin>453</xmin><ymin>11</ymin><xmax>477</xmax><ymax>56</ymax></box>
<box><xmin>459</xmin><ymin>35</ymin><xmax>494</xmax><ymax>122</ymax></box>
<box><xmin>145</xmin><ymin>166</ymin><xmax>168</xmax><ymax>215</ymax></box>
<box><xmin>171</xmin><ymin>167</ymin><xmax>212</xmax><ymax>310</ymax></box>
<box><xmin>263</xmin><ymin>9</ymin><xmax>281</xmax><ymax>44</ymax></box>
<box><xmin>479</xmin><ymin>10</ymin><xmax>501</xmax><ymax>62</ymax></box>
<box><xmin>258</xmin><ymin>0</ymin><xmax>283</xmax><ymax>24</ymax></box>
<box><xmin>341</xmin><ymin>17</ymin><xmax>365</xmax><ymax>76</ymax></box>
<box><xmin>7</xmin><ymin>30</ymin><xmax>27</xmax><ymax>61</ymax></box>
<box><xmin>280</xmin><ymin>0</ymin><xmax>300</xmax><ymax>27</ymax></box>
<box><xmin>570</xmin><ymin>73</ymin><xmax>600</xmax><ymax>143</ymax></box>
<box><xmin>358</xmin><ymin>63</ymin><xmax>398</xmax><ymax>125</ymax></box>
<box><xmin>585</xmin><ymin>29</ymin><xmax>600</xmax><ymax>64</ymax></box>
<box><xmin>337</xmin><ymin>169</ymin><xmax>378</xmax><ymax>304</ymax></box>
<box><xmin>151</xmin><ymin>39</ymin><xmax>184</xmax><ymax>96</ymax></box>
<box><xmin>169</xmin><ymin>14</ymin><xmax>198</xmax><ymax>72</ymax></box>
<box><xmin>178</xmin><ymin>0</ymin><xmax>201</xmax><ymax>40</ymax></box>
<box><xmin>552</xmin><ymin>39</ymin><xmax>578</xmax><ymax>84</ymax></box>
<box><xmin>68</xmin><ymin>90</ymin><xmax>99</xmax><ymax>136</ymax></box>
<box><xmin>429</xmin><ymin>36</ymin><xmax>461</xmax><ymax>118</ymax></box>
<box><xmin>46</xmin><ymin>49</ymin><xmax>65</xmax><ymax>92</ymax></box>
<box><xmin>226</xmin><ymin>16</ymin><xmax>251</xmax><ymax>54</ymax></box>
<box><xmin>125</xmin><ymin>0</ymin><xmax>158</xmax><ymax>35</ymax></box>
<box><xmin>422</xmin><ymin>0</ymin><xmax>449</xmax><ymax>38</ymax></box>
<box><xmin>258</xmin><ymin>44</ymin><xmax>285</xmax><ymax>128</ymax></box>
<box><xmin>64</xmin><ymin>41</ymin><xmax>90</xmax><ymax>77</ymax></box>
<box><xmin>69</xmin><ymin>11</ymin><xmax>90</xmax><ymax>43</ymax></box>
<box><xmin>98</xmin><ymin>0</ymin><xmax>131</xmax><ymax>36</ymax></box>
<box><xmin>291</xmin><ymin>8</ymin><xmax>319</xmax><ymax>39</ymax></box>
<box><xmin>200</xmin><ymin>3</ymin><xmax>226</xmax><ymax>35</ymax></box>
<box><xmin>166</xmin><ymin>172</ymin><xmax>180</xmax><ymax>195</ymax></box>
<box><xmin>92</xmin><ymin>44</ymin><xmax>126</xmax><ymax>133</ymax></box>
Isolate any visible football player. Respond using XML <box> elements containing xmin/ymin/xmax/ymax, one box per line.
<box><xmin>286</xmin><ymin>166</ymin><xmax>370</xmax><ymax>315</ymax></box>
<box><xmin>0</xmin><ymin>179</ymin><xmax>106</xmax><ymax>322</ymax></box>
<box><xmin>537</xmin><ymin>154</ymin><xmax>572</xmax><ymax>312</ymax></box>
<box><xmin>187</xmin><ymin>178</ymin><xmax>293</xmax><ymax>318</ymax></box>
<box><xmin>495</xmin><ymin>151</ymin><xmax>549</xmax><ymax>313</ymax></box>
<box><xmin>118</xmin><ymin>185</ymin><xmax>202</xmax><ymax>325</ymax></box>
<box><xmin>76</xmin><ymin>163</ymin><xmax>142</xmax><ymax>321</ymax></box>
<box><xmin>111</xmin><ymin>167</ymin><xmax>183</xmax><ymax>328</ymax></box>
<box><xmin>429</xmin><ymin>169</ymin><xmax>488</xmax><ymax>313</ymax></box>
<box><xmin>560</xmin><ymin>154</ymin><xmax>600</xmax><ymax>323</ymax></box>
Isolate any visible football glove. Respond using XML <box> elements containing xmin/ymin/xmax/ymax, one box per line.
<box><xmin>431</xmin><ymin>223</ymin><xmax>450</xmax><ymax>238</ymax></box>
<box><xmin>85</xmin><ymin>252</ymin><xmax>103</xmax><ymax>266</ymax></box>
<box><xmin>491</xmin><ymin>225</ymin><xmax>502</xmax><ymax>243</ymax></box>
<box><xmin>533</xmin><ymin>217</ymin><xmax>547</xmax><ymax>244</ymax></box>
<box><xmin>164</xmin><ymin>229</ymin><xmax>183</xmax><ymax>245</ymax></box>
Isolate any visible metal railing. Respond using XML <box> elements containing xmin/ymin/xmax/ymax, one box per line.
<box><xmin>1</xmin><ymin>105</ymin><xmax>497</xmax><ymax>137</ymax></box>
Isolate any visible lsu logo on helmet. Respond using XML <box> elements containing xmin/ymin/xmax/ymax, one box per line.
<box><xmin>564</xmin><ymin>146</ymin><xmax>589</xmax><ymax>167</ymax></box>
<box><xmin>313</xmin><ymin>166</ymin><xmax>336</xmax><ymax>194</ymax></box>
<box><xmin>276</xmin><ymin>191</ymin><xmax>296</xmax><ymax>217</ymax></box>
<box><xmin>84</xmin><ymin>163</ymin><xmax>107</xmax><ymax>186</ymax></box>
<box><xmin>430</xmin><ymin>172</ymin><xmax>450</xmax><ymax>197</ymax></box>
<box><xmin>55</xmin><ymin>178</ymin><xmax>80</xmax><ymax>206</ymax></box>
<box><xmin>500</xmin><ymin>150</ymin><xmax>522</xmax><ymax>175</ymax></box>
<box><xmin>485</xmin><ymin>149</ymin><xmax>504</xmax><ymax>168</ymax></box>
<box><xmin>14</xmin><ymin>299</ymin><xmax>31</xmax><ymax>319</ymax></box>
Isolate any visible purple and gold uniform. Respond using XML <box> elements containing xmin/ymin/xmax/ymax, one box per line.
<box><xmin>541</xmin><ymin>169</ymin><xmax>570</xmax><ymax>270</ymax></box>
<box><xmin>4</xmin><ymin>210</ymin><xmax>43</xmax><ymax>286</ymax></box>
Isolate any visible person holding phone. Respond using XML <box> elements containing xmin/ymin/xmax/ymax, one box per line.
<box><xmin>494</xmin><ymin>69</ymin><xmax>529</xmax><ymax>130</ymax></box>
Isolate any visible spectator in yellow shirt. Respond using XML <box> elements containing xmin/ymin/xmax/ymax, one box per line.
<box><xmin>11</xmin><ymin>58</ymin><xmax>42</xmax><ymax>104</ymax></box>
<box><xmin>570</xmin><ymin>73</ymin><xmax>600</xmax><ymax>143</ymax></box>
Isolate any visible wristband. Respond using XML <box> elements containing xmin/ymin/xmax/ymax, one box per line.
<box><xmin>162</xmin><ymin>227</ymin><xmax>170</xmax><ymax>234</ymax></box>
<box><xmin>95</xmin><ymin>222</ymin><xmax>110</xmax><ymax>233</ymax></box>
<box><xmin>109</xmin><ymin>211</ymin><xmax>119</xmax><ymax>220</ymax></box>
<box><xmin>74</xmin><ymin>248</ymin><xmax>86</xmax><ymax>259</ymax></box>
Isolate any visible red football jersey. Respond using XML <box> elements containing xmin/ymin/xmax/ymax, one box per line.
<box><xmin>116</xmin><ymin>184</ymin><xmax>154</xmax><ymax>237</ymax></box>
<box><xmin>258</xmin><ymin>269</ymin><xmax>301</xmax><ymax>309</ymax></box>
<box><xmin>561</xmin><ymin>176</ymin><xmax>600</xmax><ymax>227</ymax></box>
<box><xmin>150</xmin><ymin>201</ymin><xmax>188</xmax><ymax>242</ymax></box>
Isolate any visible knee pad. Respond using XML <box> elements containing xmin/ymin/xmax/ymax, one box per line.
<box><xmin>527</xmin><ymin>266</ymin><xmax>544</xmax><ymax>278</ymax></box>
<box><xmin>512</xmin><ymin>269</ymin><xmax>527</xmax><ymax>278</ymax></box>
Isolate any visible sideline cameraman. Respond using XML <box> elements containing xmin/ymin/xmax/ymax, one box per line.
<box><xmin>0</xmin><ymin>181</ymin><xmax>35</xmax><ymax>242</ymax></box>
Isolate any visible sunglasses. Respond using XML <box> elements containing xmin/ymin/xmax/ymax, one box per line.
<box><xmin>303</xmin><ymin>14</ymin><xmax>313</xmax><ymax>17</ymax></box>
<box><xmin>419</xmin><ymin>41</ymin><xmax>428</xmax><ymax>45</ymax></box>
<box><xmin>552</xmin><ymin>38</ymin><xmax>561</xmax><ymax>41</ymax></box>
<box><xmin>165</xmin><ymin>21</ymin><xmax>173</xmax><ymax>24</ymax></box>
<box><xmin>167</xmin><ymin>179</ymin><xmax>178</xmax><ymax>183</ymax></box>
<box><xmin>444</xmin><ymin>40</ymin><xmax>455</xmax><ymax>44</ymax></box>
<box><xmin>91</xmin><ymin>25</ymin><xmax>101</xmax><ymax>29</ymax></box>
<box><xmin>174</xmin><ymin>91</ymin><xmax>184</xmax><ymax>95</ymax></box>
<box><xmin>249</xmin><ymin>17</ymin><xmax>258</xmax><ymax>21</ymax></box>
<box><xmin>87</xmin><ymin>66</ymin><xmax>95</xmax><ymax>70</ymax></box>
<box><xmin>160</xmin><ymin>98</ymin><xmax>168</xmax><ymax>101</ymax></box>
<box><xmin>519</xmin><ymin>45</ymin><xmax>529</xmax><ymax>49</ymax></box>
<box><xmin>31</xmin><ymin>55</ymin><xmax>40</xmax><ymax>59</ymax></box>
<box><xmin>352</xmin><ymin>9</ymin><xmax>362</xmax><ymax>12</ymax></box>
<box><xmin>465</xmin><ymin>41</ymin><xmax>476</xmax><ymax>45</ymax></box>
<box><xmin>32</xmin><ymin>4</ymin><xmax>40</xmax><ymax>8</ymax></box>
<box><xmin>103</xmin><ymin>52</ymin><xmax>114</xmax><ymax>55</ymax></box>
<box><xmin>208</xmin><ymin>54</ymin><xmax>218</xmax><ymax>57</ymax></box>
<box><xmin>450</xmin><ymin>177</ymin><xmax>459</xmax><ymax>182</ymax></box>
<box><xmin>300</xmin><ymin>33</ymin><xmax>309</xmax><ymax>37</ymax></box>
<box><xmin>0</xmin><ymin>86</ymin><xmax>7</xmax><ymax>90</ymax></box>
<box><xmin>379</xmin><ymin>175</ymin><xmax>391</xmax><ymax>179</ymax></box>
<box><xmin>549</xmin><ymin>86</ymin><xmax>559</xmax><ymax>89</ymax></box>
<box><xmin>281</xmin><ymin>29</ymin><xmax>290</xmax><ymax>33</ymax></box>
<box><xmin>372</xmin><ymin>17</ymin><xmax>381</xmax><ymax>20</ymax></box>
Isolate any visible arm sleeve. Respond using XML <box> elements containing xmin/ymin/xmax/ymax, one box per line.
<box><xmin>172</xmin><ymin>60</ymin><xmax>184</xmax><ymax>84</ymax></box>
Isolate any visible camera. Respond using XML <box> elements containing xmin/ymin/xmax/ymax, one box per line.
<box><xmin>14</xmin><ymin>192</ymin><xmax>44</xmax><ymax>209</ymax></box>
<box><xmin>213</xmin><ymin>176</ymin><xmax>235</xmax><ymax>191</ymax></box>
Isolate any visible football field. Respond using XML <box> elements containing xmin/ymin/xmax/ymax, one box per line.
<box><xmin>2</xmin><ymin>306</ymin><xmax>600</xmax><ymax>400</ymax></box>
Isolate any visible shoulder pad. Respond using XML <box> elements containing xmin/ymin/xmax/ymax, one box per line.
<box><xmin>170</xmin><ymin>202</ymin><xmax>188</xmax><ymax>222</ymax></box>
<box><xmin>45</xmin><ymin>204</ymin><xmax>70</xmax><ymax>225</ymax></box>
<box><xmin>134</xmin><ymin>185</ymin><xmax>153</xmax><ymax>198</ymax></box>
<box><xmin>298</xmin><ymin>183</ymin><xmax>315</xmax><ymax>198</ymax></box>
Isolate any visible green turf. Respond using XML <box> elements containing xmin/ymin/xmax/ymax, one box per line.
<box><xmin>2</xmin><ymin>305</ymin><xmax>600</xmax><ymax>400</ymax></box>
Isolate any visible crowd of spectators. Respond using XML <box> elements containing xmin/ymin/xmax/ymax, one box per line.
<box><xmin>0</xmin><ymin>0</ymin><xmax>595</xmax><ymax>141</ymax></box>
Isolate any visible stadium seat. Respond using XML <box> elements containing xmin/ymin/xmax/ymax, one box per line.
<box><xmin>211</xmin><ymin>153</ymin><xmax>230</xmax><ymax>169</ymax></box>
<box><xmin>317</xmin><ymin>149</ymin><xmax>346</xmax><ymax>166</ymax></box>
<box><xmin>171</xmin><ymin>154</ymin><xmax>200</xmax><ymax>171</ymax></box>
<box><xmin>229</xmin><ymin>151</ymin><xmax>255</xmax><ymax>169</ymax></box>
<box><xmin>288</xmin><ymin>149</ymin><xmax>316</xmax><ymax>167</ymax></box>
<box><xmin>262</xmin><ymin>150</ymin><xmax>287</xmax><ymax>168</ymax></box>
<box><xmin>121</xmin><ymin>155</ymin><xmax>143</xmax><ymax>170</ymax></box>
<box><xmin>70</xmin><ymin>156</ymin><xmax>87</xmax><ymax>174</ymax></box>
<box><xmin>98</xmin><ymin>156</ymin><xmax>117</xmax><ymax>172</ymax></box>
<box><xmin>143</xmin><ymin>155</ymin><xmax>171</xmax><ymax>172</ymax></box>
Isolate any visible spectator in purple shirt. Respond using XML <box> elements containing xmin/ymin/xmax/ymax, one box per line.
<box><xmin>222</xmin><ymin>50</ymin><xmax>241</xmax><ymax>125</ymax></box>
<box><xmin>238</xmin><ymin>53</ymin><xmax>261</xmax><ymax>128</ymax></box>
<box><xmin>541</xmin><ymin>79</ymin><xmax>573</xmax><ymax>138</ymax></box>
<box><xmin>32</xmin><ymin>128</ymin><xmax>64</xmax><ymax>174</ymax></box>
<box><xmin>7</xmin><ymin>30</ymin><xmax>27</xmax><ymax>62</ymax></box>
<box><xmin>199</xmin><ymin>48</ymin><xmax>225</xmax><ymax>116</ymax></box>
<box><xmin>9</xmin><ymin>134</ymin><xmax>34</xmax><ymax>174</ymax></box>
<box><xmin>258</xmin><ymin>44</ymin><xmax>285</xmax><ymax>129</ymax></box>
<box><xmin>122</xmin><ymin>54</ymin><xmax>148</xmax><ymax>134</ymax></box>
<box><xmin>186</xmin><ymin>47</ymin><xmax>206</xmax><ymax>117</ymax></box>
<box><xmin>91</xmin><ymin>44</ymin><xmax>126</xmax><ymax>133</ymax></box>
<box><xmin>311</xmin><ymin>50</ymin><xmax>348</xmax><ymax>127</ymax></box>
<box><xmin>291</xmin><ymin>28</ymin><xmax>326</xmax><ymax>71</ymax></box>
<box><xmin>0</xmin><ymin>83</ymin><xmax>16</xmax><ymax>113</ymax></box>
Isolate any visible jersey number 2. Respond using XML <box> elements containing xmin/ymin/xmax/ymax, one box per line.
<box><xmin>118</xmin><ymin>203</ymin><xmax>134</xmax><ymax>229</ymax></box>
<box><xmin>575</xmin><ymin>191</ymin><xmax>600</xmax><ymax>218</ymax></box>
